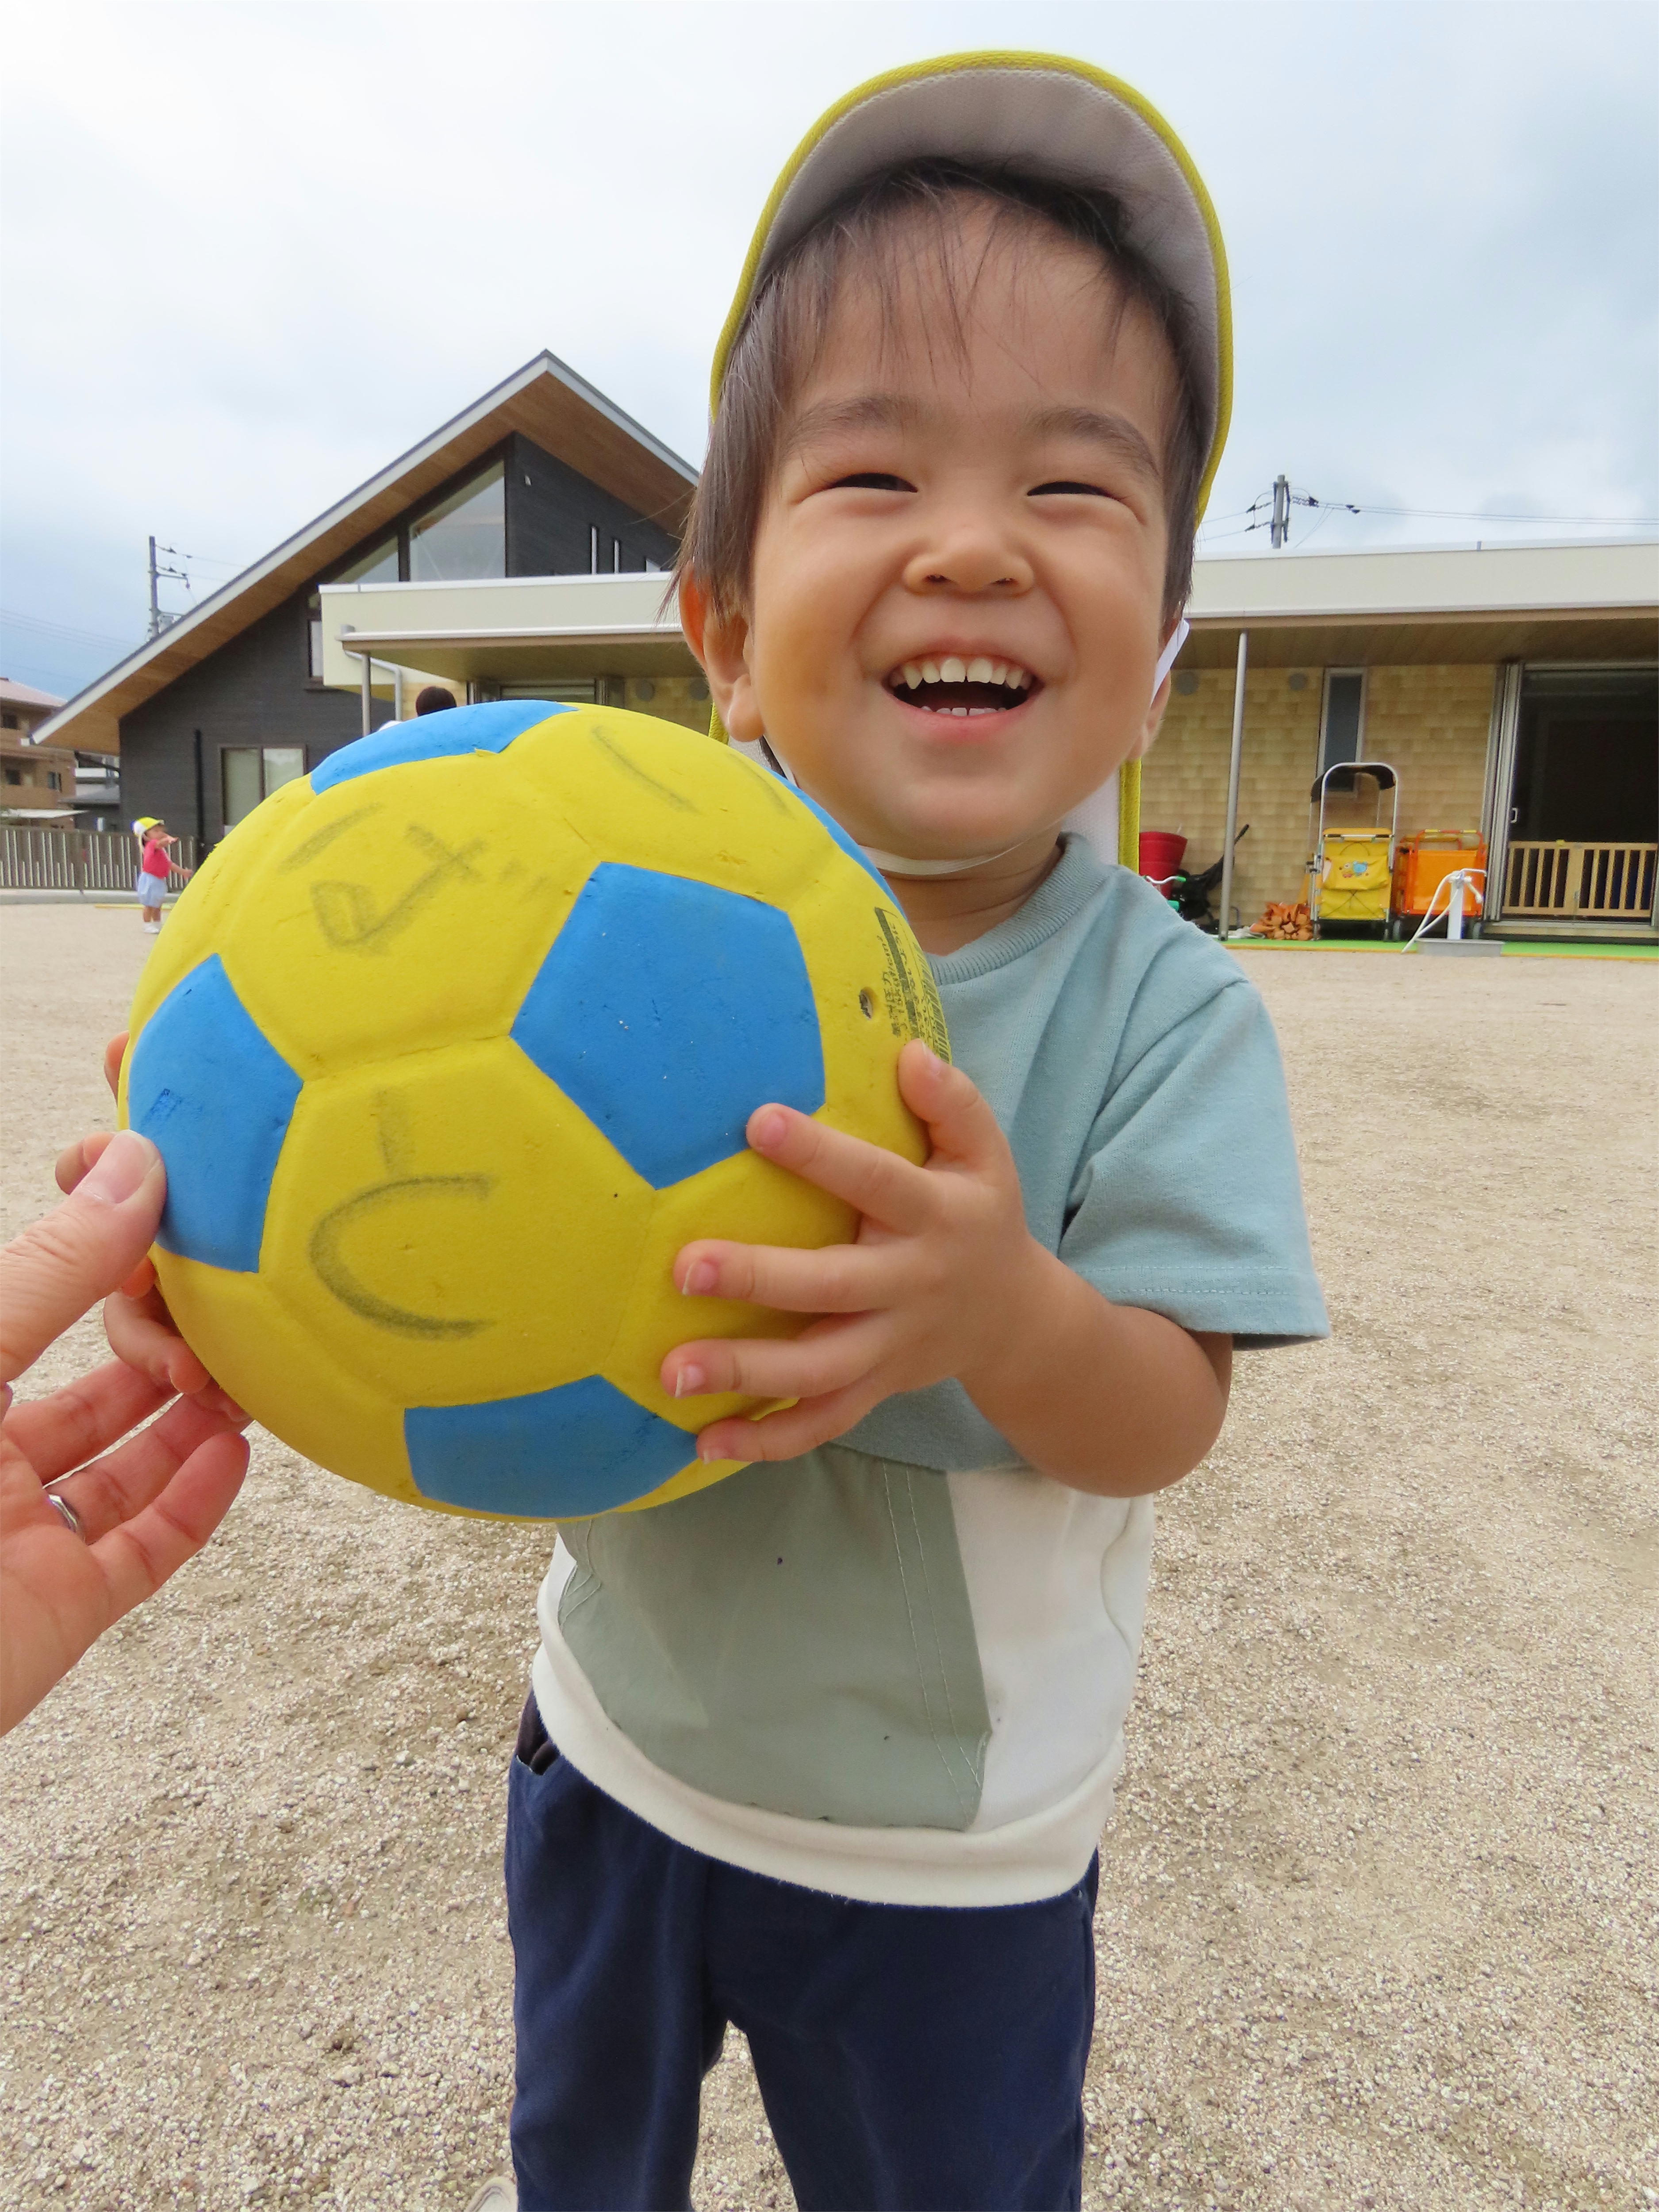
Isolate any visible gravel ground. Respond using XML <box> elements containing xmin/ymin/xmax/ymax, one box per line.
<box><xmin>1</xmin><ymin>905</ymin><xmax>1654</xmax><ymax>2212</ymax></box>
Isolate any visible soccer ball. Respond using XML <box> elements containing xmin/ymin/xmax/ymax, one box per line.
<box><xmin>120</xmin><ymin>701</ymin><xmax>948</xmax><ymax>1520</ymax></box>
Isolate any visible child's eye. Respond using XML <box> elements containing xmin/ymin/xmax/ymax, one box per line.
<box><xmin>827</xmin><ymin>472</ymin><xmax>915</xmax><ymax>492</ymax></box>
<box><xmin>1029</xmin><ymin>480</ymin><xmax>1110</xmax><ymax>498</ymax></box>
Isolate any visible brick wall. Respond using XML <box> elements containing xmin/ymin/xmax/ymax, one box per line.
<box><xmin>1142</xmin><ymin>662</ymin><xmax>1497</xmax><ymax>923</ymax></box>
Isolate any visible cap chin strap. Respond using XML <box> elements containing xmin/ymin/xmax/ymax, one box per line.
<box><xmin>742</xmin><ymin>616</ymin><xmax>1190</xmax><ymax>878</ymax></box>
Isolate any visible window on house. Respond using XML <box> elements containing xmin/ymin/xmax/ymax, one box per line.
<box><xmin>1</xmin><ymin>713</ymin><xmax>18</xmax><ymax>730</ymax></box>
<box><xmin>340</xmin><ymin>536</ymin><xmax>400</xmax><ymax>585</ymax></box>
<box><xmin>409</xmin><ymin>461</ymin><xmax>505</xmax><ymax>582</ymax></box>
<box><xmin>223</xmin><ymin>745</ymin><xmax>307</xmax><ymax>827</ymax></box>
<box><xmin>4</xmin><ymin>768</ymin><xmax>21</xmax><ymax>786</ymax></box>
<box><xmin>1319</xmin><ymin>671</ymin><xmax>1367</xmax><ymax>773</ymax></box>
<box><xmin>46</xmin><ymin>771</ymin><xmax>61</xmax><ymax>791</ymax></box>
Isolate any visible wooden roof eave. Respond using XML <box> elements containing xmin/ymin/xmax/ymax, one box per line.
<box><xmin>32</xmin><ymin>353</ymin><xmax>699</xmax><ymax>757</ymax></box>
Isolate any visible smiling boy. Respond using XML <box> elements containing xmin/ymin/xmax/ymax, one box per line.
<box><xmin>504</xmin><ymin>53</ymin><xmax>1329</xmax><ymax>2212</ymax></box>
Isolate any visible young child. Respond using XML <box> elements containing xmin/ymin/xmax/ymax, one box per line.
<box><xmin>503</xmin><ymin>51</ymin><xmax>1328</xmax><ymax>2212</ymax></box>
<box><xmin>133</xmin><ymin>816</ymin><xmax>185</xmax><ymax>933</ymax></box>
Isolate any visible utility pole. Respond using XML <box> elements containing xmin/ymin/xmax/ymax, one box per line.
<box><xmin>148</xmin><ymin>537</ymin><xmax>191</xmax><ymax>637</ymax></box>
<box><xmin>1270</xmin><ymin>475</ymin><xmax>1291</xmax><ymax>549</ymax></box>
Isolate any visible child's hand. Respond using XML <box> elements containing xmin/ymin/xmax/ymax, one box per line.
<box><xmin>662</xmin><ymin>1041</ymin><xmax>1042</xmax><ymax>1463</ymax></box>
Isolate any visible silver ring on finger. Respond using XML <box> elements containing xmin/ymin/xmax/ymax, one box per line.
<box><xmin>46</xmin><ymin>1488</ymin><xmax>86</xmax><ymax>1541</ymax></box>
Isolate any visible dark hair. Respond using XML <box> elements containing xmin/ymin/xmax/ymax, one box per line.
<box><xmin>414</xmin><ymin>685</ymin><xmax>457</xmax><ymax>715</ymax></box>
<box><xmin>678</xmin><ymin>160</ymin><xmax>1206</xmax><ymax>628</ymax></box>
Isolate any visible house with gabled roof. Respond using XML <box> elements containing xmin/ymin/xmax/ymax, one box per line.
<box><xmin>36</xmin><ymin>353</ymin><xmax>697</xmax><ymax>845</ymax></box>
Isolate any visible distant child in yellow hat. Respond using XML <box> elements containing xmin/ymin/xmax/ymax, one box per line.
<box><xmin>505</xmin><ymin>54</ymin><xmax>1327</xmax><ymax>2209</ymax></box>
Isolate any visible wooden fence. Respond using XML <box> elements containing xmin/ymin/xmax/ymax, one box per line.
<box><xmin>0</xmin><ymin>826</ymin><xmax>200</xmax><ymax>893</ymax></box>
<box><xmin>1502</xmin><ymin>840</ymin><xmax>1657</xmax><ymax>921</ymax></box>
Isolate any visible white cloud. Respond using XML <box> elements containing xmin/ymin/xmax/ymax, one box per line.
<box><xmin>2</xmin><ymin>0</ymin><xmax>1654</xmax><ymax>693</ymax></box>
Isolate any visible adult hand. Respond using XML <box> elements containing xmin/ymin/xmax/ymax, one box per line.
<box><xmin>0</xmin><ymin>1130</ymin><xmax>250</xmax><ymax>1736</ymax></box>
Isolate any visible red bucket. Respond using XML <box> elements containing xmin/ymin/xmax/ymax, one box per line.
<box><xmin>1138</xmin><ymin>830</ymin><xmax>1187</xmax><ymax>883</ymax></box>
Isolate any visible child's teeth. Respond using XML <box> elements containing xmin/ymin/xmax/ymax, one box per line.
<box><xmin>940</xmin><ymin>656</ymin><xmax>966</xmax><ymax>683</ymax></box>
<box><xmin>950</xmin><ymin>706</ymin><xmax>968</xmax><ymax>717</ymax></box>
<box><xmin>901</xmin><ymin>662</ymin><xmax>922</xmax><ymax>690</ymax></box>
<box><xmin>990</xmin><ymin>661</ymin><xmax>1008</xmax><ymax>685</ymax></box>
<box><xmin>1011</xmin><ymin>666</ymin><xmax>1030</xmax><ymax>690</ymax></box>
<box><xmin>920</xmin><ymin>659</ymin><xmax>941</xmax><ymax>684</ymax></box>
<box><xmin>966</xmin><ymin>657</ymin><xmax>992</xmax><ymax>683</ymax></box>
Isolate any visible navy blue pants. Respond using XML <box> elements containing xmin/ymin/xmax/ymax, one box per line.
<box><xmin>505</xmin><ymin>1698</ymin><xmax>1097</xmax><ymax>2212</ymax></box>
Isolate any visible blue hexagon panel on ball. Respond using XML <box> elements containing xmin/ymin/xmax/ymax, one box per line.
<box><xmin>405</xmin><ymin>1373</ymin><xmax>699</xmax><ymax>1517</ymax></box>
<box><xmin>510</xmin><ymin>861</ymin><xmax>826</xmax><ymax>1188</ymax></box>
<box><xmin>126</xmin><ymin>954</ymin><xmax>303</xmax><ymax>1272</ymax></box>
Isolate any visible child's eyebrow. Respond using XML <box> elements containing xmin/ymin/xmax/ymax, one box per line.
<box><xmin>781</xmin><ymin>394</ymin><xmax>918</xmax><ymax>457</ymax></box>
<box><xmin>1025</xmin><ymin>406</ymin><xmax>1162</xmax><ymax>484</ymax></box>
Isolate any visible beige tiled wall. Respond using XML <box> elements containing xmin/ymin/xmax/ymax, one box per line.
<box><xmin>626</xmin><ymin>674</ymin><xmax>714</xmax><ymax>735</ymax></box>
<box><xmin>1142</xmin><ymin>663</ymin><xmax>1497</xmax><ymax>924</ymax></box>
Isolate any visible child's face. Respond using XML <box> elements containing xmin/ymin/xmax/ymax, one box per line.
<box><xmin>705</xmin><ymin>219</ymin><xmax>1180</xmax><ymax>867</ymax></box>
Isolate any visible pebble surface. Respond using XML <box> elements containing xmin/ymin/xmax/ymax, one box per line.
<box><xmin>1</xmin><ymin>910</ymin><xmax>1652</xmax><ymax>2210</ymax></box>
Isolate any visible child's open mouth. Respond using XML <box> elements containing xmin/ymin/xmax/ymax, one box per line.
<box><xmin>886</xmin><ymin>656</ymin><xmax>1038</xmax><ymax>717</ymax></box>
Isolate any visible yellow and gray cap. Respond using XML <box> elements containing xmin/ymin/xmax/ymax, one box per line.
<box><xmin>714</xmin><ymin>50</ymin><xmax>1232</xmax><ymax>520</ymax></box>
<box><xmin>711</xmin><ymin>52</ymin><xmax>1232</xmax><ymax>869</ymax></box>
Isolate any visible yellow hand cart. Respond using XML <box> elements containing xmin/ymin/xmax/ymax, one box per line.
<box><xmin>1307</xmin><ymin>763</ymin><xmax>1399</xmax><ymax>936</ymax></box>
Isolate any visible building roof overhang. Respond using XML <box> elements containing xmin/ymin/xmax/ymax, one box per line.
<box><xmin>34</xmin><ymin>353</ymin><xmax>699</xmax><ymax>757</ymax></box>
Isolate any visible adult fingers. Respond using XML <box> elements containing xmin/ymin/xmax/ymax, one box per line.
<box><xmin>47</xmin><ymin>1390</ymin><xmax>250</xmax><ymax>1542</ymax></box>
<box><xmin>55</xmin><ymin>1130</ymin><xmax>113</xmax><ymax>1197</ymax></box>
<box><xmin>895</xmin><ymin>1042</ymin><xmax>1010</xmax><ymax>1173</ymax></box>
<box><xmin>746</xmin><ymin>1106</ymin><xmax>934</xmax><ymax>1233</ymax></box>
<box><xmin>0</xmin><ymin>1357</ymin><xmax>171</xmax><ymax>1485</ymax></box>
<box><xmin>0</xmin><ymin>1135</ymin><xmax>166</xmax><ymax>1387</ymax></box>
<box><xmin>88</xmin><ymin>1431</ymin><xmax>250</xmax><ymax>1630</ymax></box>
<box><xmin>672</xmin><ymin>1237</ymin><xmax>895</xmax><ymax>1315</ymax></box>
<box><xmin>663</xmin><ymin>1314</ymin><xmax>884</xmax><ymax>1405</ymax></box>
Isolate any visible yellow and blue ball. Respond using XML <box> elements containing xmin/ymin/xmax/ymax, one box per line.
<box><xmin>119</xmin><ymin>700</ymin><xmax>948</xmax><ymax>1519</ymax></box>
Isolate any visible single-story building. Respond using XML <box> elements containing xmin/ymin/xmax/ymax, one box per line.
<box><xmin>37</xmin><ymin>354</ymin><xmax>1658</xmax><ymax>939</ymax></box>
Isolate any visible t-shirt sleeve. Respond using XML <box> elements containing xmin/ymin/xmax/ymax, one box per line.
<box><xmin>1060</xmin><ymin>970</ymin><xmax>1328</xmax><ymax>1348</ymax></box>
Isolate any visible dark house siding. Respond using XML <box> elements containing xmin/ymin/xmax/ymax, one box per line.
<box><xmin>120</xmin><ymin>449</ymin><xmax>680</xmax><ymax>846</ymax></box>
<box><xmin>506</xmin><ymin>435</ymin><xmax>678</xmax><ymax>576</ymax></box>
<box><xmin>119</xmin><ymin>591</ymin><xmax>395</xmax><ymax>845</ymax></box>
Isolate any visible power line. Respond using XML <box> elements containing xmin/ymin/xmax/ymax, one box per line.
<box><xmin>0</xmin><ymin>605</ymin><xmax>141</xmax><ymax>651</ymax></box>
<box><xmin>1243</xmin><ymin>480</ymin><xmax>1659</xmax><ymax>541</ymax></box>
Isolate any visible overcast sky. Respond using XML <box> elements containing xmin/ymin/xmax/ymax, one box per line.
<box><xmin>3</xmin><ymin>0</ymin><xmax>1655</xmax><ymax>701</ymax></box>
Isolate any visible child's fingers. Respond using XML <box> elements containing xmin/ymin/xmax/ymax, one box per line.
<box><xmin>673</xmin><ymin>1236</ymin><xmax>893</xmax><ymax>1314</ymax></box>
<box><xmin>103</xmin><ymin>1287</ymin><xmax>213</xmax><ymax>1398</ymax></box>
<box><xmin>662</xmin><ymin>1314</ymin><xmax>884</xmax><ymax>1405</ymax></box>
<box><xmin>104</xmin><ymin>1032</ymin><xmax>128</xmax><ymax>1101</ymax></box>
<box><xmin>695</xmin><ymin>1375</ymin><xmax>886</xmax><ymax>1465</ymax></box>
<box><xmin>746</xmin><ymin>1106</ymin><xmax>934</xmax><ymax>1231</ymax></box>
<box><xmin>895</xmin><ymin>1042</ymin><xmax>1009</xmax><ymax>1171</ymax></box>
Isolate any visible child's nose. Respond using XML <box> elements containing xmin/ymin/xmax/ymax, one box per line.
<box><xmin>902</xmin><ymin>517</ymin><xmax>1033</xmax><ymax>597</ymax></box>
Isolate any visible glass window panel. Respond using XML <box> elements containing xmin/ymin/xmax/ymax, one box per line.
<box><xmin>307</xmin><ymin>593</ymin><xmax>324</xmax><ymax>679</ymax></box>
<box><xmin>409</xmin><ymin>462</ymin><xmax>505</xmax><ymax>582</ymax></box>
<box><xmin>339</xmin><ymin>537</ymin><xmax>399</xmax><ymax>585</ymax></box>
<box><xmin>222</xmin><ymin>748</ymin><xmax>264</xmax><ymax>827</ymax></box>
<box><xmin>262</xmin><ymin>748</ymin><xmax>306</xmax><ymax>796</ymax></box>
<box><xmin>1320</xmin><ymin>672</ymin><xmax>1366</xmax><ymax>773</ymax></box>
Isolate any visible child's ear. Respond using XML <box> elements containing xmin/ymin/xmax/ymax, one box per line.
<box><xmin>678</xmin><ymin>573</ymin><xmax>761</xmax><ymax>742</ymax></box>
<box><xmin>1125</xmin><ymin>669</ymin><xmax>1172</xmax><ymax>763</ymax></box>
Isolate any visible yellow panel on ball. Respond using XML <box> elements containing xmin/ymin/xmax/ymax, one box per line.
<box><xmin>154</xmin><ymin>1249</ymin><xmax>419</xmax><ymax>1505</ymax></box>
<box><xmin>259</xmin><ymin>1037</ymin><xmax>654</xmax><ymax>1410</ymax></box>
<box><xmin>219</xmin><ymin>747</ymin><xmax>594</xmax><ymax>1079</ymax></box>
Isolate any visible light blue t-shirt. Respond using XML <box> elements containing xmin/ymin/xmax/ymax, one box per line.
<box><xmin>532</xmin><ymin>838</ymin><xmax>1328</xmax><ymax>1904</ymax></box>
